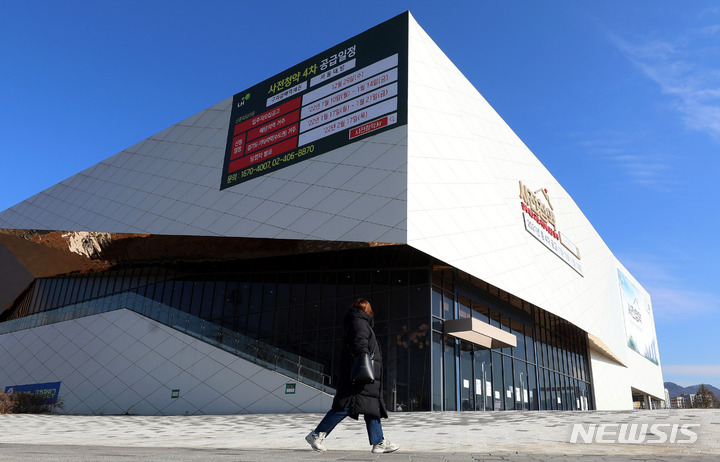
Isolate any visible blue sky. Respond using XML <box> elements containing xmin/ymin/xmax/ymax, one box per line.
<box><xmin>1</xmin><ymin>1</ymin><xmax>718</xmax><ymax>388</ymax></box>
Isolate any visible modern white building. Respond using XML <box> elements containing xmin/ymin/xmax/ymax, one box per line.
<box><xmin>0</xmin><ymin>12</ymin><xmax>664</xmax><ymax>415</ymax></box>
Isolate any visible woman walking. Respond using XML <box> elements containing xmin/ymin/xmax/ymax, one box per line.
<box><xmin>305</xmin><ymin>298</ymin><xmax>399</xmax><ymax>454</ymax></box>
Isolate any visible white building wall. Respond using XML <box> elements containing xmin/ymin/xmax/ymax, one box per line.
<box><xmin>405</xmin><ymin>13</ymin><xmax>663</xmax><ymax>408</ymax></box>
<box><xmin>0</xmin><ymin>102</ymin><xmax>408</xmax><ymax>243</ymax></box>
<box><xmin>0</xmin><ymin>309</ymin><xmax>332</xmax><ymax>415</ymax></box>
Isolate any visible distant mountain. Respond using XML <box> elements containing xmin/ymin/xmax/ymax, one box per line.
<box><xmin>664</xmin><ymin>381</ymin><xmax>720</xmax><ymax>398</ymax></box>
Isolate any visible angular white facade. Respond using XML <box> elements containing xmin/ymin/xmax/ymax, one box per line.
<box><xmin>0</xmin><ymin>309</ymin><xmax>331</xmax><ymax>414</ymax></box>
<box><xmin>0</xmin><ymin>12</ymin><xmax>663</xmax><ymax>413</ymax></box>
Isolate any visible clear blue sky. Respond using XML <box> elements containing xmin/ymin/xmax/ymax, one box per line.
<box><xmin>2</xmin><ymin>1</ymin><xmax>718</xmax><ymax>388</ymax></box>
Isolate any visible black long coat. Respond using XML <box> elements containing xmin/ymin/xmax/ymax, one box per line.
<box><xmin>331</xmin><ymin>308</ymin><xmax>389</xmax><ymax>419</ymax></box>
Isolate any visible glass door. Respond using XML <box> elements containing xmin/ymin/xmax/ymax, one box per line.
<box><xmin>474</xmin><ymin>347</ymin><xmax>492</xmax><ymax>410</ymax></box>
<box><xmin>459</xmin><ymin>341</ymin><xmax>474</xmax><ymax>411</ymax></box>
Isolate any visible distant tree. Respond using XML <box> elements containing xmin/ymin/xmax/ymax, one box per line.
<box><xmin>692</xmin><ymin>384</ymin><xmax>720</xmax><ymax>409</ymax></box>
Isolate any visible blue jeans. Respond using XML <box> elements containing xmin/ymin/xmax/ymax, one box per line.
<box><xmin>315</xmin><ymin>405</ymin><xmax>384</xmax><ymax>445</ymax></box>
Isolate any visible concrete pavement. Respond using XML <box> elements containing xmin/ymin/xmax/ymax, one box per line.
<box><xmin>0</xmin><ymin>409</ymin><xmax>717</xmax><ymax>461</ymax></box>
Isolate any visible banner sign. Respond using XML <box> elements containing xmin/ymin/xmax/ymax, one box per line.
<box><xmin>5</xmin><ymin>381</ymin><xmax>62</xmax><ymax>404</ymax></box>
<box><xmin>220</xmin><ymin>12</ymin><xmax>408</xmax><ymax>189</ymax></box>
<box><xmin>617</xmin><ymin>269</ymin><xmax>659</xmax><ymax>365</ymax></box>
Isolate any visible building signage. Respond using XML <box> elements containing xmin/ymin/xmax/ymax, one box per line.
<box><xmin>5</xmin><ymin>381</ymin><xmax>62</xmax><ymax>404</ymax></box>
<box><xmin>220</xmin><ymin>13</ymin><xmax>409</xmax><ymax>190</ymax></box>
<box><xmin>519</xmin><ymin>181</ymin><xmax>583</xmax><ymax>276</ymax></box>
<box><xmin>617</xmin><ymin>269</ymin><xmax>659</xmax><ymax>365</ymax></box>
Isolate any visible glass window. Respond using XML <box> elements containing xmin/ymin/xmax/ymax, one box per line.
<box><xmin>161</xmin><ymin>279</ymin><xmax>174</xmax><ymax>308</ymax></box>
<box><xmin>64</xmin><ymin>278</ymin><xmax>78</xmax><ymax>306</ymax></box>
<box><xmin>250</xmin><ymin>280</ymin><xmax>264</xmax><ymax>314</ymax></box>
<box><xmin>489</xmin><ymin>309</ymin><xmax>500</xmax><ymax>329</ymax></box>
<box><xmin>548</xmin><ymin>370</ymin><xmax>557</xmax><ymax>410</ymax></box>
<box><xmin>190</xmin><ymin>281</ymin><xmax>203</xmax><ymax>317</ymax></box>
<box><xmin>459</xmin><ymin>342</ymin><xmax>474</xmax><ymax>411</ymax></box>
<box><xmin>474</xmin><ymin>347</ymin><xmax>492</xmax><ymax>411</ymax></box>
<box><xmin>51</xmin><ymin>278</ymin><xmax>65</xmax><ymax>309</ymax></box>
<box><xmin>500</xmin><ymin>315</ymin><xmax>512</xmax><ymax>355</ymax></box>
<box><xmin>200</xmin><ymin>280</ymin><xmax>214</xmax><ymax>320</ymax></box>
<box><xmin>408</xmin><ymin>317</ymin><xmax>430</xmax><ymax>411</ymax></box>
<box><xmin>512</xmin><ymin>320</ymin><xmax>526</xmax><ymax>361</ymax></box>
<box><xmin>372</xmin><ymin>270</ymin><xmax>391</xmax><ymax>321</ymax></box>
<box><xmin>525</xmin><ymin>325</ymin><xmax>536</xmax><ymax>362</ymax></box>
<box><xmin>432</xmin><ymin>288</ymin><xmax>442</xmax><ymax>318</ymax></box>
<box><xmin>514</xmin><ymin>359</ymin><xmax>529</xmax><ymax>410</ymax></box>
<box><xmin>355</xmin><ymin>270</ymin><xmax>372</xmax><ymax>302</ymax></box>
<box><xmin>432</xmin><ymin>332</ymin><xmax>443</xmax><ymax>411</ymax></box>
<box><xmin>389</xmin><ymin>319</ymin><xmax>409</xmax><ymax>412</ymax></box>
<box><xmin>442</xmin><ymin>292</ymin><xmax>454</xmax><ymax>320</ymax></box>
<box><xmin>443</xmin><ymin>336</ymin><xmax>456</xmax><ymax>411</ymax></box>
<box><xmin>222</xmin><ymin>280</ymin><xmax>238</xmax><ymax>328</ymax></box>
<box><xmin>537</xmin><ymin>366</ymin><xmax>546</xmax><ymax>410</ymax></box>
<box><xmin>471</xmin><ymin>300</ymin><xmax>489</xmax><ymax>323</ymax></box>
<box><xmin>503</xmin><ymin>355</ymin><xmax>514</xmax><ymax>410</ymax></box>
<box><xmin>319</xmin><ymin>278</ymin><xmax>337</xmax><ymax>327</ymax></box>
<box><xmin>211</xmin><ymin>280</ymin><xmax>226</xmax><ymax>323</ymax></box>
<box><xmin>492</xmin><ymin>352</ymin><xmax>504</xmax><ymax>410</ymax></box>
<box><xmin>458</xmin><ymin>295</ymin><xmax>471</xmax><ymax>319</ymax></box>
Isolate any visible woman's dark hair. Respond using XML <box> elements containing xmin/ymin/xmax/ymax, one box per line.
<box><xmin>351</xmin><ymin>298</ymin><xmax>374</xmax><ymax>319</ymax></box>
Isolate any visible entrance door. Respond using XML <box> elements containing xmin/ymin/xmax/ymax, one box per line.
<box><xmin>459</xmin><ymin>341</ymin><xmax>474</xmax><ymax>411</ymax></box>
<box><xmin>459</xmin><ymin>341</ymin><xmax>492</xmax><ymax>411</ymax></box>
<box><xmin>473</xmin><ymin>347</ymin><xmax>491</xmax><ymax>410</ymax></box>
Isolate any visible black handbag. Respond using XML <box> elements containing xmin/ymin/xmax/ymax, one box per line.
<box><xmin>350</xmin><ymin>343</ymin><xmax>376</xmax><ymax>385</ymax></box>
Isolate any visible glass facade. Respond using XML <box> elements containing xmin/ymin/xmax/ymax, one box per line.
<box><xmin>3</xmin><ymin>245</ymin><xmax>593</xmax><ymax>412</ymax></box>
<box><xmin>430</xmin><ymin>268</ymin><xmax>593</xmax><ymax>411</ymax></box>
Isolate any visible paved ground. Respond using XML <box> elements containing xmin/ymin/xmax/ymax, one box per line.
<box><xmin>0</xmin><ymin>409</ymin><xmax>717</xmax><ymax>461</ymax></box>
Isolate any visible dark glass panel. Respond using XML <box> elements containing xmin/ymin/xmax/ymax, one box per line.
<box><xmin>492</xmin><ymin>351</ymin><xmax>504</xmax><ymax>410</ymax></box>
<box><xmin>537</xmin><ymin>366</ymin><xmax>546</xmax><ymax>410</ymax></box>
<box><xmin>489</xmin><ymin>309</ymin><xmax>500</xmax><ymax>329</ymax></box>
<box><xmin>249</xmin><ymin>280</ymin><xmax>263</xmax><ymax>314</ymax></box>
<box><xmin>354</xmin><ymin>270</ymin><xmax>371</xmax><ymax>301</ymax></box>
<box><xmin>500</xmin><ymin>315</ymin><xmax>512</xmax><ymax>355</ymax></box>
<box><xmin>525</xmin><ymin>325</ymin><xmax>536</xmax><ymax>363</ymax></box>
<box><xmin>273</xmin><ymin>306</ymin><xmax>288</xmax><ymax>345</ymax></box>
<box><xmin>443</xmin><ymin>336</ymin><xmax>456</xmax><ymax>411</ymax></box>
<box><xmin>513</xmin><ymin>359</ymin><xmax>529</xmax><ymax>410</ymax></box>
<box><xmin>51</xmin><ymin>278</ymin><xmax>65</xmax><ymax>309</ymax></box>
<box><xmin>526</xmin><ymin>364</ymin><xmax>538</xmax><ymax>410</ymax></box>
<box><xmin>431</xmin><ymin>288</ymin><xmax>442</xmax><ymax>318</ymax></box>
<box><xmin>211</xmin><ymin>280</ymin><xmax>226</xmax><ymax>323</ymax></box>
<box><xmin>549</xmin><ymin>371</ymin><xmax>558</xmax><ymax>410</ymax></box>
<box><xmin>223</xmin><ymin>280</ymin><xmax>238</xmax><ymax>328</ymax></box>
<box><xmin>432</xmin><ymin>331</ymin><xmax>443</xmax><ymax>411</ymax></box>
<box><xmin>304</xmin><ymin>275</ymin><xmax>320</xmax><ymax>332</ymax></box>
<box><xmin>172</xmin><ymin>279</ymin><xmax>186</xmax><ymax>311</ymax></box>
<box><xmin>371</xmin><ymin>269</ymin><xmax>390</xmax><ymax>321</ymax></box>
<box><xmin>390</xmin><ymin>270</ymin><xmax>409</xmax><ymax>320</ymax></box>
<box><xmin>319</xmin><ymin>273</ymin><xmax>337</xmax><ymax>325</ymax></box>
<box><xmin>200</xmin><ymin>280</ymin><xmax>214</xmax><ymax>320</ymax></box>
<box><xmin>459</xmin><ymin>341</ymin><xmax>474</xmax><ymax>411</ymax></box>
<box><xmin>189</xmin><ymin>281</ymin><xmax>203</xmax><ymax>317</ymax></box>
<box><xmin>64</xmin><ymin>278</ymin><xmax>77</xmax><ymax>306</ymax></box>
<box><xmin>389</xmin><ymin>319</ymin><xmax>408</xmax><ymax>412</ymax></box>
<box><xmin>511</xmin><ymin>320</ymin><xmax>526</xmax><ymax>361</ymax></box>
<box><xmin>442</xmin><ymin>291</ymin><xmax>454</xmax><ymax>320</ymax></box>
<box><xmin>407</xmin><ymin>317</ymin><xmax>430</xmax><ymax>411</ymax></box>
<box><xmin>458</xmin><ymin>294</ymin><xmax>471</xmax><ymax>319</ymax></box>
<box><xmin>161</xmin><ymin>279</ymin><xmax>174</xmax><ymax>308</ymax></box>
<box><xmin>503</xmin><ymin>355</ymin><xmax>514</xmax><ymax>410</ymax></box>
<box><xmin>337</xmin><ymin>270</ymin><xmax>353</xmax><ymax>310</ymax></box>
<box><xmin>471</xmin><ymin>300</ymin><xmax>489</xmax><ymax>323</ymax></box>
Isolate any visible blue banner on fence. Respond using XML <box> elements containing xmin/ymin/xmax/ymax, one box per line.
<box><xmin>5</xmin><ymin>381</ymin><xmax>62</xmax><ymax>404</ymax></box>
